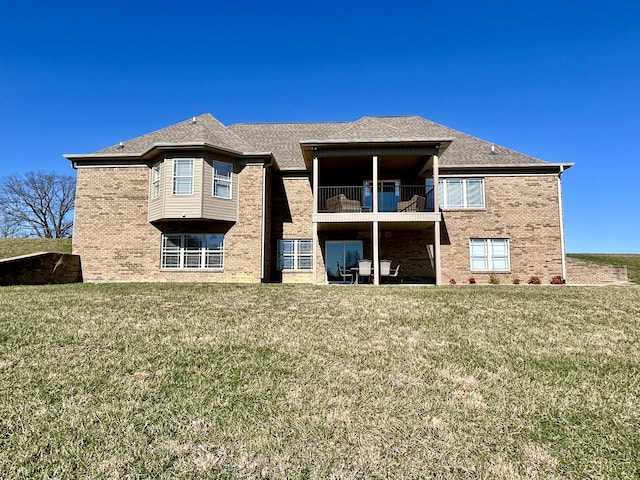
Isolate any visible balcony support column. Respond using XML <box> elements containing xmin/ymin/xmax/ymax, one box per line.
<box><xmin>373</xmin><ymin>221</ymin><xmax>380</xmax><ymax>285</ymax></box>
<box><xmin>433</xmin><ymin>154</ymin><xmax>441</xmax><ymax>285</ymax></box>
<box><xmin>313</xmin><ymin>156</ymin><xmax>319</xmax><ymax>215</ymax></box>
<box><xmin>372</xmin><ymin>156</ymin><xmax>378</xmax><ymax>213</ymax></box>
<box><xmin>372</xmin><ymin>155</ymin><xmax>380</xmax><ymax>285</ymax></box>
<box><xmin>312</xmin><ymin>156</ymin><xmax>319</xmax><ymax>284</ymax></box>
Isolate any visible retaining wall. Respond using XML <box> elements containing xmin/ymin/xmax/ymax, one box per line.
<box><xmin>565</xmin><ymin>258</ymin><xmax>629</xmax><ymax>285</ymax></box>
<box><xmin>0</xmin><ymin>252</ymin><xmax>82</xmax><ymax>286</ymax></box>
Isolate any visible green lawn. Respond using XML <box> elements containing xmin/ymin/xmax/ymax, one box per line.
<box><xmin>1</xmin><ymin>283</ymin><xmax>638</xmax><ymax>478</ymax></box>
<box><xmin>568</xmin><ymin>253</ymin><xmax>640</xmax><ymax>284</ymax></box>
<box><xmin>0</xmin><ymin>238</ymin><xmax>72</xmax><ymax>259</ymax></box>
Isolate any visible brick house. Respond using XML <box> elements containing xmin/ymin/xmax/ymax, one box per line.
<box><xmin>65</xmin><ymin>113</ymin><xmax>572</xmax><ymax>285</ymax></box>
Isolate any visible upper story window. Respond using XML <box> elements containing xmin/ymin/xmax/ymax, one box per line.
<box><xmin>213</xmin><ymin>160</ymin><xmax>232</xmax><ymax>199</ymax></box>
<box><xmin>151</xmin><ymin>163</ymin><xmax>161</xmax><ymax>199</ymax></box>
<box><xmin>470</xmin><ymin>238</ymin><xmax>510</xmax><ymax>271</ymax></box>
<box><xmin>278</xmin><ymin>239</ymin><xmax>313</xmax><ymax>270</ymax></box>
<box><xmin>173</xmin><ymin>159</ymin><xmax>194</xmax><ymax>195</ymax></box>
<box><xmin>441</xmin><ymin>178</ymin><xmax>484</xmax><ymax>208</ymax></box>
<box><xmin>426</xmin><ymin>177</ymin><xmax>485</xmax><ymax>209</ymax></box>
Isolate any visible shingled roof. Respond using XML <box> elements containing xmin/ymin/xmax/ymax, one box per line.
<box><xmin>95</xmin><ymin>113</ymin><xmax>254</xmax><ymax>156</ymax></box>
<box><xmin>74</xmin><ymin>113</ymin><xmax>560</xmax><ymax>171</ymax></box>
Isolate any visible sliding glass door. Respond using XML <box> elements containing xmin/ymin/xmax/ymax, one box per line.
<box><xmin>325</xmin><ymin>240</ymin><xmax>363</xmax><ymax>283</ymax></box>
<box><xmin>362</xmin><ymin>180</ymin><xmax>401</xmax><ymax>212</ymax></box>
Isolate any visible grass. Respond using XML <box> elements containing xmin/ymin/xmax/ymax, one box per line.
<box><xmin>0</xmin><ymin>238</ymin><xmax>72</xmax><ymax>259</ymax></box>
<box><xmin>568</xmin><ymin>253</ymin><xmax>640</xmax><ymax>284</ymax></box>
<box><xmin>1</xmin><ymin>283</ymin><xmax>639</xmax><ymax>478</ymax></box>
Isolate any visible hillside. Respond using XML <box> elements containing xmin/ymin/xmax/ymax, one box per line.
<box><xmin>0</xmin><ymin>238</ymin><xmax>72</xmax><ymax>259</ymax></box>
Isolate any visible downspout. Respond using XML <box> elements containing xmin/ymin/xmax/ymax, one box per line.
<box><xmin>261</xmin><ymin>156</ymin><xmax>274</xmax><ymax>282</ymax></box>
<box><xmin>557</xmin><ymin>165</ymin><xmax>567</xmax><ymax>282</ymax></box>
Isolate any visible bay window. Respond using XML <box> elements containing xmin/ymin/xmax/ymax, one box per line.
<box><xmin>151</xmin><ymin>163</ymin><xmax>161</xmax><ymax>199</ymax></box>
<box><xmin>172</xmin><ymin>159</ymin><xmax>194</xmax><ymax>195</ymax></box>
<box><xmin>213</xmin><ymin>160</ymin><xmax>232</xmax><ymax>198</ymax></box>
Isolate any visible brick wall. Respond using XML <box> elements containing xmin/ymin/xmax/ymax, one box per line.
<box><xmin>440</xmin><ymin>175</ymin><xmax>564</xmax><ymax>284</ymax></box>
<box><xmin>565</xmin><ymin>258</ymin><xmax>629</xmax><ymax>285</ymax></box>
<box><xmin>272</xmin><ymin>176</ymin><xmax>316</xmax><ymax>283</ymax></box>
<box><xmin>73</xmin><ymin>162</ymin><xmax>266</xmax><ymax>283</ymax></box>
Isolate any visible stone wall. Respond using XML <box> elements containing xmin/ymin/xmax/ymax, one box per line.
<box><xmin>0</xmin><ymin>253</ymin><xmax>82</xmax><ymax>285</ymax></box>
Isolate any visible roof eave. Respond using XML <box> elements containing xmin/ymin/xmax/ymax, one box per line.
<box><xmin>439</xmin><ymin>162</ymin><xmax>574</xmax><ymax>172</ymax></box>
<box><xmin>300</xmin><ymin>138</ymin><xmax>454</xmax><ymax>169</ymax></box>
<box><xmin>65</xmin><ymin>142</ymin><xmax>273</xmax><ymax>163</ymax></box>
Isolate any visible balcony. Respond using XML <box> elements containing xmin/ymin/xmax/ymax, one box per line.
<box><xmin>317</xmin><ymin>185</ymin><xmax>434</xmax><ymax>213</ymax></box>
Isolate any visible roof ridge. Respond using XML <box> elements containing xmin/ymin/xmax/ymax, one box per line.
<box><xmin>229</xmin><ymin>120</ymin><xmax>350</xmax><ymax>127</ymax></box>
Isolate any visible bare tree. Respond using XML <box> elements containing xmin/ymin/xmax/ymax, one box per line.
<box><xmin>0</xmin><ymin>171</ymin><xmax>75</xmax><ymax>238</ymax></box>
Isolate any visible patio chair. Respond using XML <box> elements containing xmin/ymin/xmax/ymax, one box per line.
<box><xmin>336</xmin><ymin>261</ymin><xmax>353</xmax><ymax>283</ymax></box>
<box><xmin>396</xmin><ymin>195</ymin><xmax>426</xmax><ymax>212</ymax></box>
<box><xmin>326</xmin><ymin>194</ymin><xmax>362</xmax><ymax>213</ymax></box>
<box><xmin>380</xmin><ymin>261</ymin><xmax>401</xmax><ymax>283</ymax></box>
<box><xmin>357</xmin><ymin>259</ymin><xmax>373</xmax><ymax>284</ymax></box>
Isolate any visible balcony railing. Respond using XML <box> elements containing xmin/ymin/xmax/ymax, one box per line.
<box><xmin>318</xmin><ymin>185</ymin><xmax>434</xmax><ymax>213</ymax></box>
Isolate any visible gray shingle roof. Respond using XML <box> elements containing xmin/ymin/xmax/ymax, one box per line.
<box><xmin>81</xmin><ymin>113</ymin><xmax>555</xmax><ymax>170</ymax></box>
<box><xmin>228</xmin><ymin>121</ymin><xmax>346</xmax><ymax>169</ymax></box>
<box><xmin>96</xmin><ymin>113</ymin><xmax>254</xmax><ymax>155</ymax></box>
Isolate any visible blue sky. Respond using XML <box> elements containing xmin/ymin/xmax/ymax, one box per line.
<box><xmin>1</xmin><ymin>0</ymin><xmax>638</xmax><ymax>252</ymax></box>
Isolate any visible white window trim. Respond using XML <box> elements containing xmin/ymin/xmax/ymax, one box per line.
<box><xmin>172</xmin><ymin>158</ymin><xmax>194</xmax><ymax>196</ymax></box>
<box><xmin>161</xmin><ymin>234</ymin><xmax>224</xmax><ymax>270</ymax></box>
<box><xmin>279</xmin><ymin>239</ymin><xmax>313</xmax><ymax>271</ymax></box>
<box><xmin>439</xmin><ymin>177</ymin><xmax>485</xmax><ymax>209</ymax></box>
<box><xmin>212</xmin><ymin>160</ymin><xmax>233</xmax><ymax>199</ymax></box>
<box><xmin>469</xmin><ymin>238</ymin><xmax>510</xmax><ymax>272</ymax></box>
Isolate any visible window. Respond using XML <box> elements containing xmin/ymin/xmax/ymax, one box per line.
<box><xmin>426</xmin><ymin>178</ymin><xmax>485</xmax><ymax>209</ymax></box>
<box><xmin>213</xmin><ymin>161</ymin><xmax>232</xmax><ymax>198</ymax></box>
<box><xmin>161</xmin><ymin>234</ymin><xmax>224</xmax><ymax>269</ymax></box>
<box><xmin>151</xmin><ymin>163</ymin><xmax>161</xmax><ymax>199</ymax></box>
<box><xmin>278</xmin><ymin>239</ymin><xmax>312</xmax><ymax>270</ymax></box>
<box><xmin>172</xmin><ymin>159</ymin><xmax>194</xmax><ymax>195</ymax></box>
<box><xmin>470</xmin><ymin>238</ymin><xmax>510</xmax><ymax>271</ymax></box>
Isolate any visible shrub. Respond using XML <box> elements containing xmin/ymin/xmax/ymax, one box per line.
<box><xmin>468</xmin><ymin>277</ymin><xmax>476</xmax><ymax>284</ymax></box>
<box><xmin>489</xmin><ymin>273</ymin><xmax>500</xmax><ymax>285</ymax></box>
<box><xmin>512</xmin><ymin>278</ymin><xmax>521</xmax><ymax>285</ymax></box>
<box><xmin>528</xmin><ymin>276</ymin><xmax>541</xmax><ymax>285</ymax></box>
<box><xmin>551</xmin><ymin>275</ymin><xmax>564</xmax><ymax>285</ymax></box>
<box><xmin>449</xmin><ymin>278</ymin><xmax>457</xmax><ymax>285</ymax></box>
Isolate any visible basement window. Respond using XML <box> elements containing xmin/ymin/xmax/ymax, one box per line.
<box><xmin>470</xmin><ymin>238</ymin><xmax>510</xmax><ymax>271</ymax></box>
<box><xmin>161</xmin><ymin>234</ymin><xmax>224</xmax><ymax>270</ymax></box>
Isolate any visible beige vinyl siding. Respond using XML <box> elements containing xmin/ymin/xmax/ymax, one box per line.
<box><xmin>202</xmin><ymin>157</ymin><xmax>238</xmax><ymax>222</ymax></box>
<box><xmin>148</xmin><ymin>161</ymin><xmax>164</xmax><ymax>222</ymax></box>
<box><xmin>163</xmin><ymin>157</ymin><xmax>203</xmax><ymax>219</ymax></box>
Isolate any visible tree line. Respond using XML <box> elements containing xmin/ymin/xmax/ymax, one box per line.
<box><xmin>0</xmin><ymin>171</ymin><xmax>75</xmax><ymax>238</ymax></box>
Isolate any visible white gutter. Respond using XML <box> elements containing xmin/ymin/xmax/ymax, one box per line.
<box><xmin>557</xmin><ymin>165</ymin><xmax>567</xmax><ymax>281</ymax></box>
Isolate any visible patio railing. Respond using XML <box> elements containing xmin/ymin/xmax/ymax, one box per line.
<box><xmin>318</xmin><ymin>185</ymin><xmax>434</xmax><ymax>213</ymax></box>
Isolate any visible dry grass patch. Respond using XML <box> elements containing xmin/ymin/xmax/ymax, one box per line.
<box><xmin>0</xmin><ymin>283</ymin><xmax>638</xmax><ymax>478</ymax></box>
